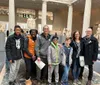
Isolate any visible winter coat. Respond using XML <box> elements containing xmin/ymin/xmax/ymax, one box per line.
<box><xmin>82</xmin><ymin>35</ymin><xmax>98</xmax><ymax>65</ymax></box>
<box><xmin>24</xmin><ymin>35</ymin><xmax>36</xmax><ymax>59</ymax></box>
<box><xmin>5</xmin><ymin>33</ymin><xmax>24</xmax><ymax>61</ymax></box>
<box><xmin>70</xmin><ymin>39</ymin><xmax>84</xmax><ymax>60</ymax></box>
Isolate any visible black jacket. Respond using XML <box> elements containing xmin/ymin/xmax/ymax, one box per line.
<box><xmin>70</xmin><ymin>39</ymin><xmax>84</xmax><ymax>60</ymax></box>
<box><xmin>5</xmin><ymin>33</ymin><xmax>25</xmax><ymax>61</ymax></box>
<box><xmin>82</xmin><ymin>35</ymin><xmax>98</xmax><ymax>65</ymax></box>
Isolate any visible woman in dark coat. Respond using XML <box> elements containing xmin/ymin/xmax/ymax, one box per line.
<box><xmin>70</xmin><ymin>31</ymin><xmax>83</xmax><ymax>85</ymax></box>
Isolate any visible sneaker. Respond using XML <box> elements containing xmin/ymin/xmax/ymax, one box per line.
<box><xmin>77</xmin><ymin>80</ymin><xmax>81</xmax><ymax>85</ymax></box>
<box><xmin>48</xmin><ymin>82</ymin><xmax>52</xmax><ymax>85</ymax></box>
<box><xmin>86</xmin><ymin>80</ymin><xmax>91</xmax><ymax>85</ymax></box>
<box><xmin>61</xmin><ymin>82</ymin><xmax>69</xmax><ymax>85</ymax></box>
<box><xmin>9</xmin><ymin>82</ymin><xmax>15</xmax><ymax>85</ymax></box>
<box><xmin>42</xmin><ymin>79</ymin><xmax>47</xmax><ymax>83</ymax></box>
<box><xmin>37</xmin><ymin>80</ymin><xmax>41</xmax><ymax>85</ymax></box>
<box><xmin>55</xmin><ymin>82</ymin><xmax>59</xmax><ymax>85</ymax></box>
<box><xmin>73</xmin><ymin>80</ymin><xmax>77</xmax><ymax>85</ymax></box>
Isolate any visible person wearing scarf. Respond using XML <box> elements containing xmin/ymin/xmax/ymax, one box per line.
<box><xmin>24</xmin><ymin>29</ymin><xmax>37</xmax><ymax>80</ymax></box>
<box><xmin>5</xmin><ymin>25</ymin><xmax>24</xmax><ymax>85</ymax></box>
<box><xmin>48</xmin><ymin>36</ymin><xmax>62</xmax><ymax>85</ymax></box>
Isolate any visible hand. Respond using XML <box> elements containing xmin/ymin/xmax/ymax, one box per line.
<box><xmin>48</xmin><ymin>64</ymin><xmax>52</xmax><ymax>68</ymax></box>
<box><xmin>58</xmin><ymin>44</ymin><xmax>62</xmax><ymax>48</ymax></box>
<box><xmin>37</xmin><ymin>57</ymin><xmax>41</xmax><ymax>61</ymax></box>
<box><xmin>32</xmin><ymin>56</ymin><xmax>36</xmax><ymax>61</ymax></box>
<box><xmin>9</xmin><ymin>60</ymin><xmax>12</xmax><ymax>63</ymax></box>
<box><xmin>93</xmin><ymin>60</ymin><xmax>96</xmax><ymax>63</ymax></box>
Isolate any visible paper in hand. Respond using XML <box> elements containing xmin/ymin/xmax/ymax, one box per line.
<box><xmin>35</xmin><ymin>60</ymin><xmax>45</xmax><ymax>70</ymax></box>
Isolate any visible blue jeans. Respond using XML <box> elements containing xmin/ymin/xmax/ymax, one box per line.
<box><xmin>72</xmin><ymin>58</ymin><xmax>80</xmax><ymax>80</ymax></box>
<box><xmin>61</xmin><ymin>64</ymin><xmax>70</xmax><ymax>85</ymax></box>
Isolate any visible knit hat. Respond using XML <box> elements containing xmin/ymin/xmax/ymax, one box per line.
<box><xmin>51</xmin><ymin>36</ymin><xmax>59</xmax><ymax>41</ymax></box>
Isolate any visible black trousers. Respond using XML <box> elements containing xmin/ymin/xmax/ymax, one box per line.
<box><xmin>24</xmin><ymin>57</ymin><xmax>36</xmax><ymax>79</ymax></box>
<box><xmin>36</xmin><ymin>57</ymin><xmax>48</xmax><ymax>80</ymax></box>
<box><xmin>41</xmin><ymin>57</ymin><xmax>48</xmax><ymax>80</ymax></box>
<box><xmin>79</xmin><ymin>65</ymin><xmax>93</xmax><ymax>80</ymax></box>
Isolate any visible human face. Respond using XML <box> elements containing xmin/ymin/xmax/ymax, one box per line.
<box><xmin>75</xmin><ymin>31</ymin><xmax>80</xmax><ymax>40</ymax></box>
<box><xmin>15</xmin><ymin>28</ymin><xmax>21</xmax><ymax>35</ymax></box>
<box><xmin>65</xmin><ymin>39</ymin><xmax>71</xmax><ymax>46</ymax></box>
<box><xmin>43</xmin><ymin>26</ymin><xmax>49</xmax><ymax>35</ymax></box>
<box><xmin>86</xmin><ymin>29</ymin><xmax>92</xmax><ymax>37</ymax></box>
<box><xmin>31</xmin><ymin>30</ymin><xmax>36</xmax><ymax>38</ymax></box>
<box><xmin>53</xmin><ymin>38</ymin><xmax>58</xmax><ymax>45</ymax></box>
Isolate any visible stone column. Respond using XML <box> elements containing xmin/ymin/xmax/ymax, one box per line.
<box><xmin>82</xmin><ymin>0</ymin><xmax>92</xmax><ymax>36</ymax></box>
<box><xmin>35</xmin><ymin>10</ymin><xmax>39</xmax><ymax>29</ymax></box>
<box><xmin>41</xmin><ymin>0</ymin><xmax>47</xmax><ymax>32</ymax></box>
<box><xmin>67</xmin><ymin>5</ymin><xmax>73</xmax><ymax>33</ymax></box>
<box><xmin>9</xmin><ymin>0</ymin><xmax>15</xmax><ymax>31</ymax></box>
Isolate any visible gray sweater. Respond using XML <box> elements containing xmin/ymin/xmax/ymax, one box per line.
<box><xmin>35</xmin><ymin>33</ymin><xmax>52</xmax><ymax>58</ymax></box>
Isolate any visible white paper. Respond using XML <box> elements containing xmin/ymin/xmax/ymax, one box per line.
<box><xmin>79</xmin><ymin>56</ymin><xmax>85</xmax><ymax>67</ymax></box>
<box><xmin>35</xmin><ymin>60</ymin><xmax>45</xmax><ymax>70</ymax></box>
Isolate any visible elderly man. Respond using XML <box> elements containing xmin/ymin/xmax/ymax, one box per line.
<box><xmin>35</xmin><ymin>25</ymin><xmax>52</xmax><ymax>83</ymax></box>
<box><xmin>81</xmin><ymin>27</ymin><xmax>98</xmax><ymax>85</ymax></box>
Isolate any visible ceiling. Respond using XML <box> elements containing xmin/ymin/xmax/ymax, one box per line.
<box><xmin>0</xmin><ymin>0</ymin><xmax>100</xmax><ymax>12</ymax></box>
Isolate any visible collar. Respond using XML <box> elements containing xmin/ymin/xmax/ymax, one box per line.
<box><xmin>51</xmin><ymin>42</ymin><xmax>58</xmax><ymax>49</ymax></box>
<box><xmin>41</xmin><ymin>33</ymin><xmax>51</xmax><ymax>40</ymax></box>
<box><xmin>14</xmin><ymin>33</ymin><xmax>22</xmax><ymax>39</ymax></box>
<box><xmin>64</xmin><ymin>45</ymin><xmax>71</xmax><ymax>49</ymax></box>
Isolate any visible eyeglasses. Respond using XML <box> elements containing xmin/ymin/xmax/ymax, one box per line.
<box><xmin>44</xmin><ymin>28</ymin><xmax>49</xmax><ymax>29</ymax></box>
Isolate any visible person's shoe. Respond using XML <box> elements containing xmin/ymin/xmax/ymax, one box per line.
<box><xmin>55</xmin><ymin>82</ymin><xmax>59</xmax><ymax>85</ymax></box>
<box><xmin>32</xmin><ymin>80</ymin><xmax>37</xmax><ymax>85</ymax></box>
<box><xmin>86</xmin><ymin>80</ymin><xmax>91</xmax><ymax>85</ymax></box>
<box><xmin>37</xmin><ymin>81</ymin><xmax>41</xmax><ymax>85</ymax></box>
<box><xmin>76</xmin><ymin>80</ymin><xmax>81</xmax><ymax>85</ymax></box>
<box><xmin>9</xmin><ymin>82</ymin><xmax>15</xmax><ymax>85</ymax></box>
<box><xmin>36</xmin><ymin>79</ymin><xmax>41</xmax><ymax>85</ymax></box>
<box><xmin>48</xmin><ymin>82</ymin><xmax>52</xmax><ymax>85</ymax></box>
<box><xmin>73</xmin><ymin>80</ymin><xmax>77</xmax><ymax>85</ymax></box>
<box><xmin>42</xmin><ymin>79</ymin><xmax>47</xmax><ymax>84</ymax></box>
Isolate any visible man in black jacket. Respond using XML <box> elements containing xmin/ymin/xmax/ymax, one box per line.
<box><xmin>81</xmin><ymin>28</ymin><xmax>98</xmax><ymax>85</ymax></box>
<box><xmin>5</xmin><ymin>25</ymin><xmax>25</xmax><ymax>85</ymax></box>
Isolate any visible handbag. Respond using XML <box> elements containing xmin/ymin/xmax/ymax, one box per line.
<box><xmin>79</xmin><ymin>56</ymin><xmax>85</xmax><ymax>67</ymax></box>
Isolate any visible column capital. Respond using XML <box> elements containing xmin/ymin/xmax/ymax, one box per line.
<box><xmin>42</xmin><ymin>0</ymin><xmax>48</xmax><ymax>2</ymax></box>
<box><xmin>68</xmin><ymin>4</ymin><xmax>73</xmax><ymax>7</ymax></box>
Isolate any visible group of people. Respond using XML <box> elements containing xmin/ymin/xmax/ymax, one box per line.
<box><xmin>5</xmin><ymin>25</ymin><xmax>98</xmax><ymax>85</ymax></box>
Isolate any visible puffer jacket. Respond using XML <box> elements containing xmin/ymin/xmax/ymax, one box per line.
<box><xmin>24</xmin><ymin>35</ymin><xmax>36</xmax><ymax>59</ymax></box>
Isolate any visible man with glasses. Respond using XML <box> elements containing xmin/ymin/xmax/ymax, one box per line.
<box><xmin>35</xmin><ymin>25</ymin><xmax>52</xmax><ymax>84</ymax></box>
<box><xmin>80</xmin><ymin>27</ymin><xmax>98</xmax><ymax>85</ymax></box>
